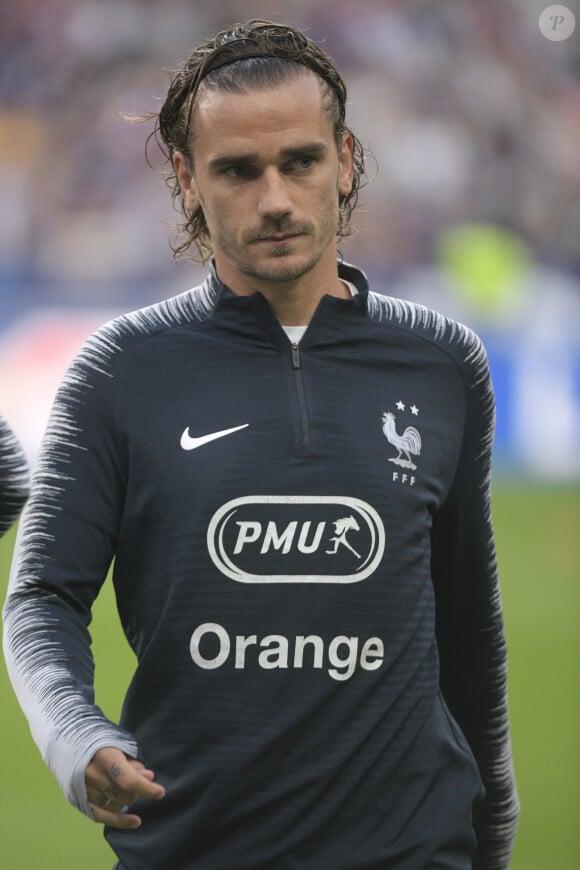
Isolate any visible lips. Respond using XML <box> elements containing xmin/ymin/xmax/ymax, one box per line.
<box><xmin>256</xmin><ymin>233</ymin><xmax>301</xmax><ymax>243</ymax></box>
<box><xmin>250</xmin><ymin>225</ymin><xmax>308</xmax><ymax>243</ymax></box>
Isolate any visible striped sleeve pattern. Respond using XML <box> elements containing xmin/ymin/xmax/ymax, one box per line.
<box><xmin>367</xmin><ymin>291</ymin><xmax>519</xmax><ymax>869</ymax></box>
<box><xmin>0</xmin><ymin>413</ymin><xmax>30</xmax><ymax>537</ymax></box>
<box><xmin>2</xmin><ymin>280</ymin><xmax>217</xmax><ymax>816</ymax></box>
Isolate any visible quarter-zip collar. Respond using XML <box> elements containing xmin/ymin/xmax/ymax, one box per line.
<box><xmin>204</xmin><ymin>259</ymin><xmax>370</xmax><ymax>346</ymax></box>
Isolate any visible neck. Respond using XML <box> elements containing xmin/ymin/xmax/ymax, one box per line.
<box><xmin>214</xmin><ymin>252</ymin><xmax>349</xmax><ymax>326</ymax></box>
<box><xmin>266</xmin><ymin>277</ymin><xmax>348</xmax><ymax>326</ymax></box>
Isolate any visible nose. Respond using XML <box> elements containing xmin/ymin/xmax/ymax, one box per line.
<box><xmin>257</xmin><ymin>168</ymin><xmax>292</xmax><ymax>220</ymax></box>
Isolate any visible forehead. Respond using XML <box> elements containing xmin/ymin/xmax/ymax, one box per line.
<box><xmin>193</xmin><ymin>72</ymin><xmax>333</xmax><ymax>157</ymax></box>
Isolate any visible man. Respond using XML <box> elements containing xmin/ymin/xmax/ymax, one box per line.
<box><xmin>0</xmin><ymin>412</ymin><xmax>29</xmax><ymax>537</ymax></box>
<box><xmin>3</xmin><ymin>19</ymin><xmax>519</xmax><ymax>870</ymax></box>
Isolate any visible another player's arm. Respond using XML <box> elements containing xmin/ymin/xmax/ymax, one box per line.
<box><xmin>0</xmin><ymin>413</ymin><xmax>30</xmax><ymax>537</ymax></box>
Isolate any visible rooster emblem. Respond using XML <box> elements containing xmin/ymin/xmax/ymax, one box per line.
<box><xmin>381</xmin><ymin>411</ymin><xmax>422</xmax><ymax>470</ymax></box>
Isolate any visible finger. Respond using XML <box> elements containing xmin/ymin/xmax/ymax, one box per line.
<box><xmin>87</xmin><ymin>778</ymin><xmax>164</xmax><ymax>812</ymax></box>
<box><xmin>105</xmin><ymin>761</ymin><xmax>165</xmax><ymax>802</ymax></box>
<box><xmin>89</xmin><ymin>802</ymin><xmax>143</xmax><ymax>830</ymax></box>
<box><xmin>86</xmin><ymin>787</ymin><xmax>111</xmax><ymax>806</ymax></box>
<box><xmin>86</xmin><ymin>748</ymin><xmax>165</xmax><ymax>805</ymax></box>
<box><xmin>123</xmin><ymin>769</ymin><xmax>166</xmax><ymax>801</ymax></box>
<box><xmin>126</xmin><ymin>760</ymin><xmax>155</xmax><ymax>781</ymax></box>
<box><xmin>85</xmin><ymin>775</ymin><xmax>134</xmax><ymax>810</ymax></box>
<box><xmin>87</xmin><ymin>787</ymin><xmax>127</xmax><ymax>812</ymax></box>
<box><xmin>126</xmin><ymin>758</ymin><xmax>149</xmax><ymax>774</ymax></box>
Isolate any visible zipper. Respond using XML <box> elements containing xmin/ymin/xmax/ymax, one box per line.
<box><xmin>291</xmin><ymin>342</ymin><xmax>310</xmax><ymax>449</ymax></box>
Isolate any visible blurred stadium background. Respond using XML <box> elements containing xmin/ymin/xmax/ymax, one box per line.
<box><xmin>0</xmin><ymin>0</ymin><xmax>578</xmax><ymax>867</ymax></box>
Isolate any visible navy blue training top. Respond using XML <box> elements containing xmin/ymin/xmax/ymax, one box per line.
<box><xmin>3</xmin><ymin>262</ymin><xmax>519</xmax><ymax>869</ymax></box>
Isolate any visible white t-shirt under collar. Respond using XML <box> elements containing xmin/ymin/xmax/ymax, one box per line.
<box><xmin>281</xmin><ymin>280</ymin><xmax>358</xmax><ymax>343</ymax></box>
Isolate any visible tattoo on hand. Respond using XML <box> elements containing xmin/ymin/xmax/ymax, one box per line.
<box><xmin>110</xmin><ymin>763</ymin><xmax>121</xmax><ymax>779</ymax></box>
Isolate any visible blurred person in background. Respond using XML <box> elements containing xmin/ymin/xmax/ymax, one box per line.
<box><xmin>3</xmin><ymin>19</ymin><xmax>519</xmax><ymax>870</ymax></box>
<box><xmin>0</xmin><ymin>412</ymin><xmax>29</xmax><ymax>537</ymax></box>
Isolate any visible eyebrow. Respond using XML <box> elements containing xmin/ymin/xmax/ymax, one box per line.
<box><xmin>208</xmin><ymin>142</ymin><xmax>328</xmax><ymax>170</ymax></box>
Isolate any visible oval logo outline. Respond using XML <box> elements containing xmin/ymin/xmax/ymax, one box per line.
<box><xmin>207</xmin><ymin>495</ymin><xmax>385</xmax><ymax>583</ymax></box>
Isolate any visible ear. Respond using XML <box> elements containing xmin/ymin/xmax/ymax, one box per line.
<box><xmin>173</xmin><ymin>151</ymin><xmax>200</xmax><ymax>213</ymax></box>
<box><xmin>338</xmin><ymin>132</ymin><xmax>354</xmax><ymax>198</ymax></box>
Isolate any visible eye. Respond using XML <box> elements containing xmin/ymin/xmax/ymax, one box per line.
<box><xmin>225</xmin><ymin>164</ymin><xmax>255</xmax><ymax>179</ymax></box>
<box><xmin>292</xmin><ymin>156</ymin><xmax>315</xmax><ymax>172</ymax></box>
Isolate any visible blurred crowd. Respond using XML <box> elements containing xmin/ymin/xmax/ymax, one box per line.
<box><xmin>1</xmin><ymin>0</ymin><xmax>579</xmax><ymax>327</ymax></box>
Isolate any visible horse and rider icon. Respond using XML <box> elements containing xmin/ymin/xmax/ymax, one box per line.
<box><xmin>326</xmin><ymin>516</ymin><xmax>361</xmax><ymax>558</ymax></box>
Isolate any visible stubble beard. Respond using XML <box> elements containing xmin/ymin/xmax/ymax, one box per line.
<box><xmin>244</xmin><ymin>248</ymin><xmax>323</xmax><ymax>284</ymax></box>
<box><xmin>241</xmin><ymin>214</ymin><xmax>338</xmax><ymax>285</ymax></box>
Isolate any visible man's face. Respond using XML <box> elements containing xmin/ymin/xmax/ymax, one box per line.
<box><xmin>173</xmin><ymin>71</ymin><xmax>354</xmax><ymax>290</ymax></box>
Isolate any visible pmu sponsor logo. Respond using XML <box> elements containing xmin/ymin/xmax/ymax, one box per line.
<box><xmin>207</xmin><ymin>495</ymin><xmax>385</xmax><ymax>583</ymax></box>
<box><xmin>189</xmin><ymin>622</ymin><xmax>385</xmax><ymax>682</ymax></box>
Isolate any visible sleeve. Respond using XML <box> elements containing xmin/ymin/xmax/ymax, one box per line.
<box><xmin>0</xmin><ymin>412</ymin><xmax>30</xmax><ymax>537</ymax></box>
<box><xmin>2</xmin><ymin>330</ymin><xmax>140</xmax><ymax>817</ymax></box>
<box><xmin>430</xmin><ymin>336</ymin><xmax>520</xmax><ymax>870</ymax></box>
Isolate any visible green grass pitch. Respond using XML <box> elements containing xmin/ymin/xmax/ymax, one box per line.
<box><xmin>1</xmin><ymin>483</ymin><xmax>578</xmax><ymax>868</ymax></box>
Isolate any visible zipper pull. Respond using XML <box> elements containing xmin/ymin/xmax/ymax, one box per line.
<box><xmin>291</xmin><ymin>343</ymin><xmax>301</xmax><ymax>369</ymax></box>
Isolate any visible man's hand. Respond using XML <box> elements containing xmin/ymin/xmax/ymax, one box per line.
<box><xmin>85</xmin><ymin>746</ymin><xmax>166</xmax><ymax>829</ymax></box>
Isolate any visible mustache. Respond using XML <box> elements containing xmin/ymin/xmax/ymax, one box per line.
<box><xmin>246</xmin><ymin>221</ymin><xmax>312</xmax><ymax>242</ymax></box>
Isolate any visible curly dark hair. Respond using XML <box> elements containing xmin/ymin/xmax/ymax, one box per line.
<box><xmin>143</xmin><ymin>19</ymin><xmax>367</xmax><ymax>262</ymax></box>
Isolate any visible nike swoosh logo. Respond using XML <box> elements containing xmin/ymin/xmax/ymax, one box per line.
<box><xmin>180</xmin><ymin>423</ymin><xmax>249</xmax><ymax>451</ymax></box>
